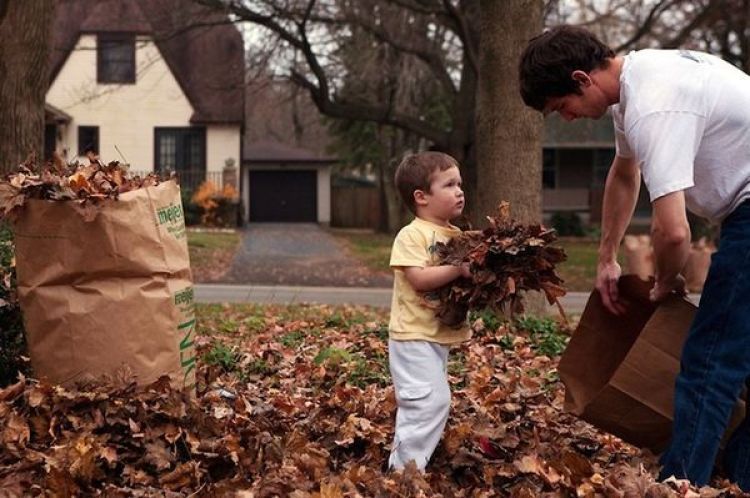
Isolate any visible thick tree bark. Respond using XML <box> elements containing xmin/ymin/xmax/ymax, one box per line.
<box><xmin>477</xmin><ymin>0</ymin><xmax>544</xmax><ymax>313</ymax></box>
<box><xmin>476</xmin><ymin>0</ymin><xmax>543</xmax><ymax>226</ymax></box>
<box><xmin>0</xmin><ymin>0</ymin><xmax>55</xmax><ymax>173</ymax></box>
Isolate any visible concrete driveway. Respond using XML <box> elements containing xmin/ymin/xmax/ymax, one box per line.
<box><xmin>221</xmin><ymin>223</ymin><xmax>393</xmax><ymax>287</ymax></box>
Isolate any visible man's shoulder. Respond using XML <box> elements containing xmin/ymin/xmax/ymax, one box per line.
<box><xmin>625</xmin><ymin>49</ymin><xmax>711</xmax><ymax>86</ymax></box>
<box><xmin>621</xmin><ymin>49</ymin><xmax>710</xmax><ymax>121</ymax></box>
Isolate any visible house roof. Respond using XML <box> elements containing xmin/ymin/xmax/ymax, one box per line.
<box><xmin>543</xmin><ymin>113</ymin><xmax>615</xmax><ymax>148</ymax></box>
<box><xmin>243</xmin><ymin>139</ymin><xmax>336</xmax><ymax>164</ymax></box>
<box><xmin>45</xmin><ymin>103</ymin><xmax>72</xmax><ymax>124</ymax></box>
<box><xmin>50</xmin><ymin>0</ymin><xmax>244</xmax><ymax>124</ymax></box>
<box><xmin>79</xmin><ymin>0</ymin><xmax>152</xmax><ymax>34</ymax></box>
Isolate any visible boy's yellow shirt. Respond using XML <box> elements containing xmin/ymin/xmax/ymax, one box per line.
<box><xmin>388</xmin><ymin>217</ymin><xmax>471</xmax><ymax>344</ymax></box>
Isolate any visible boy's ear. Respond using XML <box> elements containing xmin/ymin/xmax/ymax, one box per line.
<box><xmin>413</xmin><ymin>189</ymin><xmax>428</xmax><ymax>206</ymax></box>
<box><xmin>571</xmin><ymin>70</ymin><xmax>592</xmax><ymax>88</ymax></box>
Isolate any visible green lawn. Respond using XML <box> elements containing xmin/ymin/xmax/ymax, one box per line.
<box><xmin>187</xmin><ymin>229</ymin><xmax>241</xmax><ymax>281</ymax></box>
<box><xmin>556</xmin><ymin>237</ymin><xmax>599</xmax><ymax>292</ymax></box>
<box><xmin>331</xmin><ymin>230</ymin><xmax>393</xmax><ymax>273</ymax></box>
<box><xmin>332</xmin><ymin>230</ymin><xmax>610</xmax><ymax>292</ymax></box>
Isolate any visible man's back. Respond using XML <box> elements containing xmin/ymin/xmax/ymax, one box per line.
<box><xmin>613</xmin><ymin>49</ymin><xmax>750</xmax><ymax>221</ymax></box>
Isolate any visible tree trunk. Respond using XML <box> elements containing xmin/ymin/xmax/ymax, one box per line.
<box><xmin>477</xmin><ymin>0</ymin><xmax>545</xmax><ymax>314</ymax></box>
<box><xmin>476</xmin><ymin>0</ymin><xmax>543</xmax><ymax>226</ymax></box>
<box><xmin>380</xmin><ymin>157</ymin><xmax>406</xmax><ymax>233</ymax></box>
<box><xmin>0</xmin><ymin>0</ymin><xmax>55</xmax><ymax>173</ymax></box>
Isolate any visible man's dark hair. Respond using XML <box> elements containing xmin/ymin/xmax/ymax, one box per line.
<box><xmin>394</xmin><ymin>151</ymin><xmax>459</xmax><ymax>214</ymax></box>
<box><xmin>519</xmin><ymin>25</ymin><xmax>615</xmax><ymax>111</ymax></box>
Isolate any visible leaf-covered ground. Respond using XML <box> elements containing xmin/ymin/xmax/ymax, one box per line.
<box><xmin>0</xmin><ymin>304</ymin><xmax>746</xmax><ymax>496</ymax></box>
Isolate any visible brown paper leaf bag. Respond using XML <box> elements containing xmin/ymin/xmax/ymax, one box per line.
<box><xmin>13</xmin><ymin>180</ymin><xmax>196</xmax><ymax>390</ymax></box>
<box><xmin>559</xmin><ymin>275</ymin><xmax>743</xmax><ymax>453</ymax></box>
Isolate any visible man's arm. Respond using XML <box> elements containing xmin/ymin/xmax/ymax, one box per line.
<box><xmin>403</xmin><ymin>264</ymin><xmax>471</xmax><ymax>292</ymax></box>
<box><xmin>596</xmin><ymin>155</ymin><xmax>641</xmax><ymax>314</ymax></box>
<box><xmin>650</xmin><ymin>191</ymin><xmax>690</xmax><ymax>301</ymax></box>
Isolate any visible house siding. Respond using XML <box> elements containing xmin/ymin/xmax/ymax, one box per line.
<box><xmin>207</xmin><ymin>125</ymin><xmax>241</xmax><ymax>172</ymax></box>
<box><xmin>46</xmin><ymin>34</ymin><xmax>237</xmax><ymax>174</ymax></box>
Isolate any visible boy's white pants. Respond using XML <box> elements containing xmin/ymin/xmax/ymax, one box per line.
<box><xmin>388</xmin><ymin>339</ymin><xmax>451</xmax><ymax>471</ymax></box>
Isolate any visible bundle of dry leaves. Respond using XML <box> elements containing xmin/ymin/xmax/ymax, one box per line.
<box><xmin>0</xmin><ymin>154</ymin><xmax>166</xmax><ymax>221</ymax></box>
<box><xmin>424</xmin><ymin>202</ymin><xmax>567</xmax><ymax>326</ymax></box>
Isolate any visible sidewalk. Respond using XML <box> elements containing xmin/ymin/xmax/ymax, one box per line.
<box><xmin>195</xmin><ymin>284</ymin><xmax>702</xmax><ymax>315</ymax></box>
<box><xmin>195</xmin><ymin>284</ymin><xmax>592</xmax><ymax>314</ymax></box>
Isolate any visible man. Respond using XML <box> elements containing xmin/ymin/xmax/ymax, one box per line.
<box><xmin>519</xmin><ymin>25</ymin><xmax>750</xmax><ymax>489</ymax></box>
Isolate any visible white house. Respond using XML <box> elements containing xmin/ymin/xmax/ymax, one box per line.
<box><xmin>45</xmin><ymin>0</ymin><xmax>244</xmax><ymax>195</ymax></box>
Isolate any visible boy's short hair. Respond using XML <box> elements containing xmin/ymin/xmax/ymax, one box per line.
<box><xmin>395</xmin><ymin>151</ymin><xmax>459</xmax><ymax>214</ymax></box>
<box><xmin>519</xmin><ymin>25</ymin><xmax>615</xmax><ymax>111</ymax></box>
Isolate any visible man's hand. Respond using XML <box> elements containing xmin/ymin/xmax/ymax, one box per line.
<box><xmin>596</xmin><ymin>260</ymin><xmax>626</xmax><ymax>315</ymax></box>
<box><xmin>650</xmin><ymin>274</ymin><xmax>687</xmax><ymax>302</ymax></box>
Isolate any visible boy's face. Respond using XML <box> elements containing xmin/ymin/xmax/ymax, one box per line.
<box><xmin>416</xmin><ymin>166</ymin><xmax>464</xmax><ymax>222</ymax></box>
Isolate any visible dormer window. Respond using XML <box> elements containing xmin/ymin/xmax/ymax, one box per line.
<box><xmin>97</xmin><ymin>33</ymin><xmax>135</xmax><ymax>84</ymax></box>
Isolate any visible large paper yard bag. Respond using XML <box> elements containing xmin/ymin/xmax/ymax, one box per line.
<box><xmin>13</xmin><ymin>180</ymin><xmax>196</xmax><ymax>390</ymax></box>
<box><xmin>559</xmin><ymin>276</ymin><xmax>694</xmax><ymax>452</ymax></box>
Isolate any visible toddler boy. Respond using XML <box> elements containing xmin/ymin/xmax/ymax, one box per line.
<box><xmin>388</xmin><ymin>151</ymin><xmax>471</xmax><ymax>471</ymax></box>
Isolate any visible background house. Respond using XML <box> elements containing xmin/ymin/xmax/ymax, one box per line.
<box><xmin>542</xmin><ymin>113</ymin><xmax>651</xmax><ymax>225</ymax></box>
<box><xmin>44</xmin><ymin>0</ymin><xmax>244</xmax><ymax>195</ymax></box>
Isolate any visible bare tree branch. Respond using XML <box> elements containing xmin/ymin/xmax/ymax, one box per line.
<box><xmin>441</xmin><ymin>0</ymin><xmax>478</xmax><ymax>75</ymax></box>
<box><xmin>386</xmin><ymin>0</ymin><xmax>444</xmax><ymax>15</ymax></box>
<box><xmin>349</xmin><ymin>16</ymin><xmax>458</xmax><ymax>94</ymax></box>
<box><xmin>613</xmin><ymin>0</ymin><xmax>682</xmax><ymax>52</ymax></box>
<box><xmin>290</xmin><ymin>69</ymin><xmax>448</xmax><ymax>144</ymax></box>
<box><xmin>196</xmin><ymin>0</ymin><xmax>454</xmax><ymax>144</ymax></box>
<box><xmin>661</xmin><ymin>1</ymin><xmax>724</xmax><ymax>49</ymax></box>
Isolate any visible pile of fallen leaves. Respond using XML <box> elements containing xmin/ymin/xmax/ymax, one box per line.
<box><xmin>424</xmin><ymin>202</ymin><xmax>567</xmax><ymax>326</ymax></box>
<box><xmin>0</xmin><ymin>154</ymin><xmax>166</xmax><ymax>221</ymax></box>
<box><xmin>0</xmin><ymin>303</ymin><xmax>744</xmax><ymax>496</ymax></box>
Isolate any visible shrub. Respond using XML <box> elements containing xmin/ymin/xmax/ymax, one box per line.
<box><xmin>551</xmin><ymin>211</ymin><xmax>585</xmax><ymax>237</ymax></box>
<box><xmin>0</xmin><ymin>223</ymin><xmax>29</xmax><ymax>387</ymax></box>
<box><xmin>181</xmin><ymin>188</ymin><xmax>202</xmax><ymax>226</ymax></box>
<box><xmin>191</xmin><ymin>181</ymin><xmax>240</xmax><ymax>227</ymax></box>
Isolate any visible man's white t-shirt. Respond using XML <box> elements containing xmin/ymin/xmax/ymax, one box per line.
<box><xmin>611</xmin><ymin>49</ymin><xmax>750</xmax><ymax>222</ymax></box>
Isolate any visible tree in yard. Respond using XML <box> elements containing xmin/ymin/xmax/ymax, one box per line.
<box><xmin>0</xmin><ymin>0</ymin><xmax>55</xmax><ymax>173</ymax></box>
<box><xmin>324</xmin><ymin>4</ymin><xmax>450</xmax><ymax>232</ymax></box>
<box><xmin>195</xmin><ymin>0</ymin><xmax>747</xmax><ymax>230</ymax></box>
<box><xmin>476</xmin><ymin>0</ymin><xmax>543</xmax><ymax>225</ymax></box>
<box><xmin>244</xmin><ymin>76</ymin><xmax>332</xmax><ymax>153</ymax></box>
<box><xmin>194</xmin><ymin>0</ymin><xmax>495</xmax><ymax>227</ymax></box>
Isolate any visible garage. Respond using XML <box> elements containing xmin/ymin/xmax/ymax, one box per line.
<box><xmin>242</xmin><ymin>140</ymin><xmax>334</xmax><ymax>224</ymax></box>
<box><xmin>248</xmin><ymin>170</ymin><xmax>317</xmax><ymax>222</ymax></box>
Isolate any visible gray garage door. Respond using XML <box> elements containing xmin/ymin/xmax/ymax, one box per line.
<box><xmin>249</xmin><ymin>170</ymin><xmax>317</xmax><ymax>222</ymax></box>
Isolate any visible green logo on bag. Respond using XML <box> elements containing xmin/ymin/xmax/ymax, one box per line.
<box><xmin>174</xmin><ymin>286</ymin><xmax>196</xmax><ymax>389</ymax></box>
<box><xmin>178</xmin><ymin>317</ymin><xmax>196</xmax><ymax>388</ymax></box>
<box><xmin>157</xmin><ymin>202</ymin><xmax>187</xmax><ymax>240</ymax></box>
<box><xmin>174</xmin><ymin>287</ymin><xmax>194</xmax><ymax>306</ymax></box>
<box><xmin>157</xmin><ymin>203</ymin><xmax>183</xmax><ymax>225</ymax></box>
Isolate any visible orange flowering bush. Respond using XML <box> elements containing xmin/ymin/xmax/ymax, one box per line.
<box><xmin>191</xmin><ymin>181</ymin><xmax>239</xmax><ymax>226</ymax></box>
